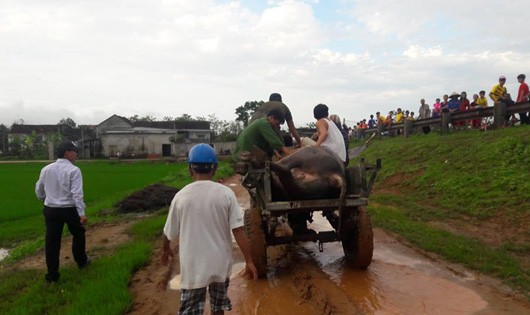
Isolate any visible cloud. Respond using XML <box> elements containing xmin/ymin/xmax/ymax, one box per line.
<box><xmin>0</xmin><ymin>0</ymin><xmax>529</xmax><ymax>128</ymax></box>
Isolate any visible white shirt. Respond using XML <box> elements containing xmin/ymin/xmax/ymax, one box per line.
<box><xmin>163</xmin><ymin>180</ymin><xmax>243</xmax><ymax>289</ymax></box>
<box><xmin>321</xmin><ymin>118</ymin><xmax>347</xmax><ymax>162</ymax></box>
<box><xmin>35</xmin><ymin>158</ymin><xmax>86</xmax><ymax>216</ymax></box>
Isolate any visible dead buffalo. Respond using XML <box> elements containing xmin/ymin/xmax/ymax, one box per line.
<box><xmin>269</xmin><ymin>146</ymin><xmax>347</xmax><ymax>234</ymax></box>
<box><xmin>269</xmin><ymin>146</ymin><xmax>346</xmax><ymax>202</ymax></box>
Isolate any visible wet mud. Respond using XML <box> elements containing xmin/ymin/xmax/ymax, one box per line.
<box><xmin>129</xmin><ymin>175</ymin><xmax>530</xmax><ymax>314</ymax></box>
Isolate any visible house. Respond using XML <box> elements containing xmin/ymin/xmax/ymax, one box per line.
<box><xmin>96</xmin><ymin>115</ymin><xmax>211</xmax><ymax>158</ymax></box>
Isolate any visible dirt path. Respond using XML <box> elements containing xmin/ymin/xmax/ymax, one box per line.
<box><xmin>10</xmin><ymin>220</ymin><xmax>138</xmax><ymax>272</ymax></box>
<box><xmin>128</xmin><ymin>175</ymin><xmax>530</xmax><ymax>314</ymax></box>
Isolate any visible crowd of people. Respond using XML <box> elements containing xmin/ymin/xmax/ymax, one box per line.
<box><xmin>352</xmin><ymin>74</ymin><xmax>530</xmax><ymax>136</ymax></box>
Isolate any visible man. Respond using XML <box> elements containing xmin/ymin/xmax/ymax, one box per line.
<box><xmin>447</xmin><ymin>92</ymin><xmax>460</xmax><ymax>112</ymax></box>
<box><xmin>516</xmin><ymin>74</ymin><xmax>529</xmax><ymax>125</ymax></box>
<box><xmin>162</xmin><ymin>143</ymin><xmax>258</xmax><ymax>315</ymax></box>
<box><xmin>329</xmin><ymin>114</ymin><xmax>350</xmax><ymax>165</ymax></box>
<box><xmin>489</xmin><ymin>76</ymin><xmax>509</xmax><ymax>103</ymax></box>
<box><xmin>311</xmin><ymin>104</ymin><xmax>347</xmax><ymax>163</ymax></box>
<box><xmin>418</xmin><ymin>98</ymin><xmax>432</xmax><ymax>134</ymax></box>
<box><xmin>470</xmin><ymin>94</ymin><xmax>482</xmax><ymax>129</ymax></box>
<box><xmin>376</xmin><ymin>111</ymin><xmax>386</xmax><ymax>127</ymax></box>
<box><xmin>440</xmin><ymin>94</ymin><xmax>449</xmax><ymax>111</ymax></box>
<box><xmin>35</xmin><ymin>141</ymin><xmax>90</xmax><ymax>283</ymax></box>
<box><xmin>418</xmin><ymin>99</ymin><xmax>431</xmax><ymax>119</ymax></box>
<box><xmin>490</xmin><ymin>76</ymin><xmax>515</xmax><ymax>125</ymax></box>
<box><xmin>368</xmin><ymin>114</ymin><xmax>376</xmax><ymax>128</ymax></box>
<box><xmin>233</xmin><ymin>109</ymin><xmax>294</xmax><ymax>162</ymax></box>
<box><xmin>477</xmin><ymin>90</ymin><xmax>488</xmax><ymax>108</ymax></box>
<box><xmin>250</xmin><ymin>93</ymin><xmax>302</xmax><ymax>146</ymax></box>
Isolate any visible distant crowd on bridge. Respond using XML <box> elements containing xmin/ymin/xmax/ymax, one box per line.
<box><xmin>351</xmin><ymin>74</ymin><xmax>530</xmax><ymax>139</ymax></box>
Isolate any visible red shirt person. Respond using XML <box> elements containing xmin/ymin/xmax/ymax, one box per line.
<box><xmin>516</xmin><ymin>74</ymin><xmax>530</xmax><ymax>125</ymax></box>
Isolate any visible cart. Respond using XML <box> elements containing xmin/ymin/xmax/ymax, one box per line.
<box><xmin>238</xmin><ymin>156</ymin><xmax>381</xmax><ymax>278</ymax></box>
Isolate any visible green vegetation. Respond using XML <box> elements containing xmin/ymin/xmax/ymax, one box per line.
<box><xmin>0</xmin><ymin>159</ymin><xmax>233</xmax><ymax>314</ymax></box>
<box><xmin>0</xmin><ymin>161</ymin><xmax>183</xmax><ymax>247</ymax></box>
<box><xmin>355</xmin><ymin>125</ymin><xmax>530</xmax><ymax>297</ymax></box>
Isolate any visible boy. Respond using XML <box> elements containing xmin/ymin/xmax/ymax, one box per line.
<box><xmin>162</xmin><ymin>143</ymin><xmax>258</xmax><ymax>314</ymax></box>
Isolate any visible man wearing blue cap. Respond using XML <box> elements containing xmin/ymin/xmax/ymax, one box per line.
<box><xmin>162</xmin><ymin>143</ymin><xmax>258</xmax><ymax>314</ymax></box>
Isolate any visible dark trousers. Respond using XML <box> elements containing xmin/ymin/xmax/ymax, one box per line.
<box><xmin>43</xmin><ymin>206</ymin><xmax>87</xmax><ymax>282</ymax></box>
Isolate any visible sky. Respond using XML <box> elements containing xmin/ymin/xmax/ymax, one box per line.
<box><xmin>1</xmin><ymin>0</ymin><xmax>530</xmax><ymax>128</ymax></box>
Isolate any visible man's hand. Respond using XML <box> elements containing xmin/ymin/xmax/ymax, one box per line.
<box><xmin>80</xmin><ymin>215</ymin><xmax>87</xmax><ymax>226</ymax></box>
<box><xmin>161</xmin><ymin>248</ymin><xmax>174</xmax><ymax>265</ymax></box>
<box><xmin>242</xmin><ymin>261</ymin><xmax>259</xmax><ymax>280</ymax></box>
<box><xmin>161</xmin><ymin>236</ymin><xmax>175</xmax><ymax>265</ymax></box>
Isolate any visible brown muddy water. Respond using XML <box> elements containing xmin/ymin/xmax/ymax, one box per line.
<box><xmin>158</xmin><ymin>177</ymin><xmax>530</xmax><ymax>314</ymax></box>
<box><xmin>166</xmin><ymin>213</ymin><xmax>530</xmax><ymax>314</ymax></box>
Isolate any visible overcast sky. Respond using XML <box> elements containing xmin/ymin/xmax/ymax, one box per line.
<box><xmin>1</xmin><ymin>0</ymin><xmax>529</xmax><ymax>128</ymax></box>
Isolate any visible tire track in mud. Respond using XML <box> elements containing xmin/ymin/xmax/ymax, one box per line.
<box><xmin>290</xmin><ymin>248</ymin><xmax>364</xmax><ymax>315</ymax></box>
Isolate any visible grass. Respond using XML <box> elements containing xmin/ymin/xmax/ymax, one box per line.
<box><xmin>369</xmin><ymin>204</ymin><xmax>530</xmax><ymax>295</ymax></box>
<box><xmin>0</xmin><ymin>160</ymin><xmax>186</xmax><ymax>247</ymax></box>
<box><xmin>355</xmin><ymin>125</ymin><xmax>530</xmax><ymax>298</ymax></box>
<box><xmin>357</xmin><ymin>126</ymin><xmax>530</xmax><ymax>219</ymax></box>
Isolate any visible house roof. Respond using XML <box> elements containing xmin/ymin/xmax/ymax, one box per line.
<box><xmin>133</xmin><ymin>120</ymin><xmax>210</xmax><ymax>130</ymax></box>
<box><xmin>97</xmin><ymin>114</ymin><xmax>133</xmax><ymax>127</ymax></box>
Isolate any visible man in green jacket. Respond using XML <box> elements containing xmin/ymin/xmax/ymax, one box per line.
<box><xmin>233</xmin><ymin>109</ymin><xmax>294</xmax><ymax>162</ymax></box>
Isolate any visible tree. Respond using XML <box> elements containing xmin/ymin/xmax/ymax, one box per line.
<box><xmin>175</xmin><ymin>114</ymin><xmax>194</xmax><ymax>121</ymax></box>
<box><xmin>0</xmin><ymin>124</ymin><xmax>8</xmax><ymax>154</ymax></box>
<box><xmin>206</xmin><ymin>114</ymin><xmax>241</xmax><ymax>141</ymax></box>
<box><xmin>8</xmin><ymin>135</ymin><xmax>24</xmax><ymax>157</ymax></box>
<box><xmin>59</xmin><ymin>118</ymin><xmax>76</xmax><ymax>127</ymax></box>
<box><xmin>235</xmin><ymin>101</ymin><xmax>263</xmax><ymax>127</ymax></box>
<box><xmin>128</xmin><ymin>115</ymin><xmax>156</xmax><ymax>123</ymax></box>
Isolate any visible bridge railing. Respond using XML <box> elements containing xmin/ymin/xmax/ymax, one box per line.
<box><xmin>358</xmin><ymin>101</ymin><xmax>530</xmax><ymax>138</ymax></box>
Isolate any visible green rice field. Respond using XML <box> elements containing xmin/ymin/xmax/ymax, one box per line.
<box><xmin>0</xmin><ymin>160</ymin><xmax>192</xmax><ymax>247</ymax></box>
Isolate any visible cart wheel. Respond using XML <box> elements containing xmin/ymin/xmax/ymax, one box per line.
<box><xmin>244</xmin><ymin>208</ymin><xmax>268</xmax><ymax>278</ymax></box>
<box><xmin>341</xmin><ymin>206</ymin><xmax>373</xmax><ymax>268</ymax></box>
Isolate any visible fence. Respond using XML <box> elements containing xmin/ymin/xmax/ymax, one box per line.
<box><xmin>358</xmin><ymin>101</ymin><xmax>530</xmax><ymax>138</ymax></box>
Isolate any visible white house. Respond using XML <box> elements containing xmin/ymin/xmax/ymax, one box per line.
<box><xmin>96</xmin><ymin>115</ymin><xmax>211</xmax><ymax>158</ymax></box>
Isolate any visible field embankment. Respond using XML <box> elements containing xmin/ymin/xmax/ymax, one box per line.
<box><xmin>356</xmin><ymin>125</ymin><xmax>530</xmax><ymax>297</ymax></box>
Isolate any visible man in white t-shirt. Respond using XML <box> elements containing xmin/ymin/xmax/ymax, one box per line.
<box><xmin>311</xmin><ymin>104</ymin><xmax>347</xmax><ymax>164</ymax></box>
<box><xmin>162</xmin><ymin>143</ymin><xmax>258</xmax><ymax>315</ymax></box>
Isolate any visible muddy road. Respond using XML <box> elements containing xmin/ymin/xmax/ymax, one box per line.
<box><xmin>129</xmin><ymin>176</ymin><xmax>530</xmax><ymax>314</ymax></box>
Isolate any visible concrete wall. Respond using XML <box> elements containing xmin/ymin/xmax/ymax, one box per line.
<box><xmin>101</xmin><ymin>134</ymin><xmax>172</xmax><ymax>157</ymax></box>
<box><xmin>100</xmin><ymin>134</ymin><xmax>223</xmax><ymax>158</ymax></box>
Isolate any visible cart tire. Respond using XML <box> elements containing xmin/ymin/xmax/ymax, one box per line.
<box><xmin>342</xmin><ymin>206</ymin><xmax>373</xmax><ymax>268</ymax></box>
<box><xmin>244</xmin><ymin>208</ymin><xmax>268</xmax><ymax>278</ymax></box>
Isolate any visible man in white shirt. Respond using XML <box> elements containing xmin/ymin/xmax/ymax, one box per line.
<box><xmin>162</xmin><ymin>143</ymin><xmax>258</xmax><ymax>315</ymax></box>
<box><xmin>35</xmin><ymin>141</ymin><xmax>90</xmax><ymax>283</ymax></box>
<box><xmin>311</xmin><ymin>104</ymin><xmax>347</xmax><ymax>164</ymax></box>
